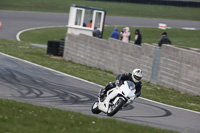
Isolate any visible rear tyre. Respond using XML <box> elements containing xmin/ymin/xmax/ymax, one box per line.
<box><xmin>107</xmin><ymin>98</ymin><xmax>125</xmax><ymax>116</ymax></box>
<box><xmin>91</xmin><ymin>101</ymin><xmax>101</xmax><ymax>114</ymax></box>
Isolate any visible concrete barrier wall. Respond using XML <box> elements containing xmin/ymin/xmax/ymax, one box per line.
<box><xmin>64</xmin><ymin>34</ymin><xmax>200</xmax><ymax>96</ymax></box>
<box><xmin>64</xmin><ymin>34</ymin><xmax>155</xmax><ymax>82</ymax></box>
<box><xmin>158</xmin><ymin>45</ymin><xmax>200</xmax><ymax>95</ymax></box>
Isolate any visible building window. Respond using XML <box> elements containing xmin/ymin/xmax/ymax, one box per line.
<box><xmin>84</xmin><ymin>9</ymin><xmax>93</xmax><ymax>28</ymax></box>
<box><xmin>75</xmin><ymin>9</ymin><xmax>83</xmax><ymax>26</ymax></box>
<box><xmin>94</xmin><ymin>12</ymin><xmax>103</xmax><ymax>29</ymax></box>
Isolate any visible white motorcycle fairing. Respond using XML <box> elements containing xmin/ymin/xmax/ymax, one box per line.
<box><xmin>97</xmin><ymin>81</ymin><xmax>136</xmax><ymax>113</ymax></box>
<box><xmin>98</xmin><ymin>88</ymin><xmax>119</xmax><ymax>113</ymax></box>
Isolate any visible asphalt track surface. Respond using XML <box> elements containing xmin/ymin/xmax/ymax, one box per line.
<box><xmin>0</xmin><ymin>10</ymin><xmax>200</xmax><ymax>40</ymax></box>
<box><xmin>0</xmin><ymin>53</ymin><xmax>200</xmax><ymax>133</ymax></box>
<box><xmin>0</xmin><ymin>11</ymin><xmax>200</xmax><ymax>132</ymax></box>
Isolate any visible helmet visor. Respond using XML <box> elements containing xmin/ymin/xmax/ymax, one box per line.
<box><xmin>134</xmin><ymin>75</ymin><xmax>142</xmax><ymax>81</ymax></box>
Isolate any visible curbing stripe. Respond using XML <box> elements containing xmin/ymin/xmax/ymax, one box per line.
<box><xmin>16</xmin><ymin>25</ymin><xmax>198</xmax><ymax>41</ymax></box>
<box><xmin>0</xmin><ymin>52</ymin><xmax>199</xmax><ymax>114</ymax></box>
<box><xmin>139</xmin><ymin>97</ymin><xmax>200</xmax><ymax>114</ymax></box>
<box><xmin>181</xmin><ymin>27</ymin><xmax>197</xmax><ymax>30</ymax></box>
<box><xmin>16</xmin><ymin>25</ymin><xmax>67</xmax><ymax>41</ymax></box>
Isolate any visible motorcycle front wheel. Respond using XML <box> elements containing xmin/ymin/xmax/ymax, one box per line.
<box><xmin>91</xmin><ymin>101</ymin><xmax>101</xmax><ymax>114</ymax></box>
<box><xmin>107</xmin><ymin>98</ymin><xmax>125</xmax><ymax>116</ymax></box>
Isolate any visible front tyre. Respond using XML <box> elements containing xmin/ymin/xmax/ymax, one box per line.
<box><xmin>107</xmin><ymin>98</ymin><xmax>125</xmax><ymax>116</ymax></box>
<box><xmin>91</xmin><ymin>101</ymin><xmax>101</xmax><ymax>114</ymax></box>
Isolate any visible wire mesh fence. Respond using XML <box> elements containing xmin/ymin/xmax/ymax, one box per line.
<box><xmin>91</xmin><ymin>0</ymin><xmax>200</xmax><ymax>7</ymax></box>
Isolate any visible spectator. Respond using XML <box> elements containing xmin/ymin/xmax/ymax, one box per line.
<box><xmin>111</xmin><ymin>28</ymin><xmax>119</xmax><ymax>39</ymax></box>
<box><xmin>120</xmin><ymin>27</ymin><xmax>130</xmax><ymax>43</ymax></box>
<box><xmin>120</xmin><ymin>30</ymin><xmax>124</xmax><ymax>40</ymax></box>
<box><xmin>93</xmin><ymin>27</ymin><xmax>101</xmax><ymax>38</ymax></box>
<box><xmin>158</xmin><ymin>32</ymin><xmax>171</xmax><ymax>47</ymax></box>
<box><xmin>128</xmin><ymin>27</ymin><xmax>131</xmax><ymax>42</ymax></box>
<box><xmin>134</xmin><ymin>29</ymin><xmax>142</xmax><ymax>45</ymax></box>
<box><xmin>87</xmin><ymin>20</ymin><xmax>93</xmax><ymax>28</ymax></box>
<box><xmin>83</xmin><ymin>23</ymin><xmax>86</xmax><ymax>27</ymax></box>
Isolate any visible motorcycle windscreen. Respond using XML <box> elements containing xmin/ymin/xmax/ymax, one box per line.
<box><xmin>123</xmin><ymin>81</ymin><xmax>136</xmax><ymax>98</ymax></box>
<box><xmin>126</xmin><ymin>81</ymin><xmax>135</xmax><ymax>91</ymax></box>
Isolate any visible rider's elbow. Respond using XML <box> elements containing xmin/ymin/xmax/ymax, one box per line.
<box><xmin>136</xmin><ymin>92</ymin><xmax>141</xmax><ymax>97</ymax></box>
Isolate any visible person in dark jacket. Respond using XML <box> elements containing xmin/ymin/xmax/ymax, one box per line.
<box><xmin>87</xmin><ymin>20</ymin><xmax>93</xmax><ymax>28</ymax></box>
<box><xmin>158</xmin><ymin>32</ymin><xmax>171</xmax><ymax>47</ymax></box>
<box><xmin>99</xmin><ymin>69</ymin><xmax>143</xmax><ymax>98</ymax></box>
<box><xmin>111</xmin><ymin>28</ymin><xmax>119</xmax><ymax>39</ymax></box>
<box><xmin>93</xmin><ymin>27</ymin><xmax>101</xmax><ymax>38</ymax></box>
<box><xmin>134</xmin><ymin>29</ymin><xmax>142</xmax><ymax>45</ymax></box>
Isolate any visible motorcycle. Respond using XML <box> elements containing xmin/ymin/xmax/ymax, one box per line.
<box><xmin>91</xmin><ymin>81</ymin><xmax>136</xmax><ymax>116</ymax></box>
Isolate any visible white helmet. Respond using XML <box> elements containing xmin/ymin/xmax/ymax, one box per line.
<box><xmin>132</xmin><ymin>69</ymin><xmax>143</xmax><ymax>83</ymax></box>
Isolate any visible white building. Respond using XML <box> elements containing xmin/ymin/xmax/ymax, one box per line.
<box><xmin>67</xmin><ymin>4</ymin><xmax>106</xmax><ymax>37</ymax></box>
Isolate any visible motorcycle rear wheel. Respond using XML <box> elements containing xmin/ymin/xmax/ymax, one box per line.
<box><xmin>107</xmin><ymin>98</ymin><xmax>125</xmax><ymax>116</ymax></box>
<box><xmin>91</xmin><ymin>101</ymin><xmax>101</xmax><ymax>114</ymax></box>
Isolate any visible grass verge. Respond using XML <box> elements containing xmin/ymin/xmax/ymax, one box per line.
<box><xmin>0</xmin><ymin>98</ymin><xmax>178</xmax><ymax>133</ymax></box>
<box><xmin>0</xmin><ymin>39</ymin><xmax>200</xmax><ymax>112</ymax></box>
<box><xmin>20</xmin><ymin>27</ymin><xmax>200</xmax><ymax>49</ymax></box>
<box><xmin>0</xmin><ymin>0</ymin><xmax>200</xmax><ymax>21</ymax></box>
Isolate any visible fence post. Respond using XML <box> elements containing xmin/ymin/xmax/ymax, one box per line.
<box><xmin>150</xmin><ymin>48</ymin><xmax>161</xmax><ymax>84</ymax></box>
<box><xmin>0</xmin><ymin>20</ymin><xmax>2</xmax><ymax>29</ymax></box>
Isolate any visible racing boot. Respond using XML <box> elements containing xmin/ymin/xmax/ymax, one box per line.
<box><xmin>98</xmin><ymin>82</ymin><xmax>115</xmax><ymax>100</ymax></box>
<box><xmin>98</xmin><ymin>88</ymin><xmax>105</xmax><ymax>100</ymax></box>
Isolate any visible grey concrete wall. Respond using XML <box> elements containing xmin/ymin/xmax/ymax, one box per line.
<box><xmin>64</xmin><ymin>34</ymin><xmax>200</xmax><ymax>96</ymax></box>
<box><xmin>158</xmin><ymin>45</ymin><xmax>200</xmax><ymax>95</ymax></box>
<box><xmin>64</xmin><ymin>34</ymin><xmax>155</xmax><ymax>82</ymax></box>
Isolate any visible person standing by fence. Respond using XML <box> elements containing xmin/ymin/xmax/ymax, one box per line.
<box><xmin>111</xmin><ymin>28</ymin><xmax>119</xmax><ymax>39</ymax></box>
<box><xmin>134</xmin><ymin>29</ymin><xmax>142</xmax><ymax>45</ymax></box>
<box><xmin>158</xmin><ymin>32</ymin><xmax>171</xmax><ymax>47</ymax></box>
<box><xmin>120</xmin><ymin>27</ymin><xmax>130</xmax><ymax>43</ymax></box>
<box><xmin>93</xmin><ymin>27</ymin><xmax>101</xmax><ymax>38</ymax></box>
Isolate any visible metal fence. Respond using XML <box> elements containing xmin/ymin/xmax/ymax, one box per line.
<box><xmin>91</xmin><ymin>0</ymin><xmax>200</xmax><ymax>7</ymax></box>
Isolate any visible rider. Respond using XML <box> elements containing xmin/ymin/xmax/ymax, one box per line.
<box><xmin>99</xmin><ymin>68</ymin><xmax>143</xmax><ymax>98</ymax></box>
